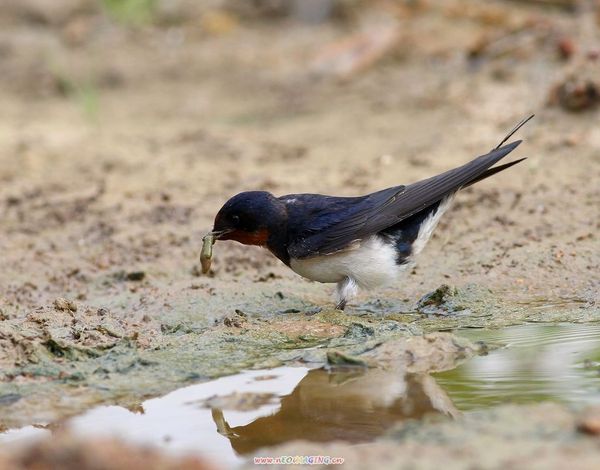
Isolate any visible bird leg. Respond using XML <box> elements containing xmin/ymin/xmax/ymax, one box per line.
<box><xmin>211</xmin><ymin>408</ymin><xmax>237</xmax><ymax>438</ymax></box>
<box><xmin>335</xmin><ymin>277</ymin><xmax>357</xmax><ymax>311</ymax></box>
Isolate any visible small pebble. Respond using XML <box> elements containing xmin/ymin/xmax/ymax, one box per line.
<box><xmin>577</xmin><ymin>408</ymin><xmax>600</xmax><ymax>435</ymax></box>
<box><xmin>126</xmin><ymin>271</ymin><xmax>146</xmax><ymax>281</ymax></box>
<box><xmin>53</xmin><ymin>297</ymin><xmax>77</xmax><ymax>312</ymax></box>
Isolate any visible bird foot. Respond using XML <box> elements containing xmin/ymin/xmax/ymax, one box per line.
<box><xmin>304</xmin><ymin>306</ymin><xmax>323</xmax><ymax>316</ymax></box>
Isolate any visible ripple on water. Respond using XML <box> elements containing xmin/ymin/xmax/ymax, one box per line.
<box><xmin>434</xmin><ymin>323</ymin><xmax>600</xmax><ymax>409</ymax></box>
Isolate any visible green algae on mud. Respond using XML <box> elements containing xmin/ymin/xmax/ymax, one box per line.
<box><xmin>2</xmin><ymin>283</ymin><xmax>599</xmax><ymax>429</ymax></box>
<box><xmin>5</xmin><ymin>324</ymin><xmax>600</xmax><ymax>467</ymax></box>
<box><xmin>385</xmin><ymin>284</ymin><xmax>600</xmax><ymax>333</ymax></box>
<box><xmin>1</xmin><ymin>335</ymin><xmax>482</xmax><ymax>462</ymax></box>
<box><xmin>0</xmin><ymin>304</ymin><xmax>412</xmax><ymax>428</ymax></box>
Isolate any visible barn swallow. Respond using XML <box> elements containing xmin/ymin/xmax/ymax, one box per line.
<box><xmin>208</xmin><ymin>116</ymin><xmax>532</xmax><ymax>310</ymax></box>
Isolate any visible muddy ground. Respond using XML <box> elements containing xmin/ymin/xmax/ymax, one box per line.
<box><xmin>0</xmin><ymin>0</ymin><xmax>599</xmax><ymax>467</ymax></box>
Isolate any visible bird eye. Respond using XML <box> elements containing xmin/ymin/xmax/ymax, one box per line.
<box><xmin>231</xmin><ymin>215</ymin><xmax>240</xmax><ymax>226</ymax></box>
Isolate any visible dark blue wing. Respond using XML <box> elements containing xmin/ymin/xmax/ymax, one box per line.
<box><xmin>285</xmin><ymin>140</ymin><xmax>522</xmax><ymax>258</ymax></box>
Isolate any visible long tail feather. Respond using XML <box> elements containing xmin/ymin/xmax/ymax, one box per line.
<box><xmin>494</xmin><ymin>114</ymin><xmax>534</xmax><ymax>150</ymax></box>
<box><xmin>463</xmin><ymin>157</ymin><xmax>527</xmax><ymax>188</ymax></box>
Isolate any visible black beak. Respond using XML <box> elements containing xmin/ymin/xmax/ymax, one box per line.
<box><xmin>210</xmin><ymin>228</ymin><xmax>234</xmax><ymax>240</ymax></box>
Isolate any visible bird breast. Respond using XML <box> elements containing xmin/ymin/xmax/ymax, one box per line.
<box><xmin>289</xmin><ymin>236</ymin><xmax>401</xmax><ymax>289</ymax></box>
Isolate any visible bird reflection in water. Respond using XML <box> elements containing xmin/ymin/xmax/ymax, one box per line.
<box><xmin>211</xmin><ymin>367</ymin><xmax>457</xmax><ymax>455</ymax></box>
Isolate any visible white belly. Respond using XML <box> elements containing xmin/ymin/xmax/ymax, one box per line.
<box><xmin>289</xmin><ymin>236</ymin><xmax>400</xmax><ymax>289</ymax></box>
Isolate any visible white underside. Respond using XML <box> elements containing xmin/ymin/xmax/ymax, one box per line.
<box><xmin>412</xmin><ymin>195</ymin><xmax>454</xmax><ymax>257</ymax></box>
<box><xmin>290</xmin><ymin>236</ymin><xmax>400</xmax><ymax>288</ymax></box>
<box><xmin>289</xmin><ymin>196</ymin><xmax>454</xmax><ymax>307</ymax></box>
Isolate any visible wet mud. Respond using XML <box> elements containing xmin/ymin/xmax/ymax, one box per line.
<box><xmin>2</xmin><ymin>332</ymin><xmax>477</xmax><ymax>466</ymax></box>
<box><xmin>4</xmin><ymin>325</ymin><xmax>600</xmax><ymax>469</ymax></box>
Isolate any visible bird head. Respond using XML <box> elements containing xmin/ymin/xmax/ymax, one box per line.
<box><xmin>210</xmin><ymin>191</ymin><xmax>285</xmax><ymax>246</ymax></box>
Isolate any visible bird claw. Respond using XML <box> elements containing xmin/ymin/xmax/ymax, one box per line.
<box><xmin>304</xmin><ymin>306</ymin><xmax>323</xmax><ymax>316</ymax></box>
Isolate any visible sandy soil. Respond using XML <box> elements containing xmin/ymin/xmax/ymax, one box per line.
<box><xmin>0</xmin><ymin>0</ymin><xmax>599</xmax><ymax>465</ymax></box>
<box><xmin>0</xmin><ymin>433</ymin><xmax>216</xmax><ymax>470</ymax></box>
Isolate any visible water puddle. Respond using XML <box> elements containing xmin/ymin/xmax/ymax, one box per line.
<box><xmin>0</xmin><ymin>366</ymin><xmax>454</xmax><ymax>467</ymax></box>
<box><xmin>435</xmin><ymin>323</ymin><xmax>600</xmax><ymax>409</ymax></box>
<box><xmin>2</xmin><ymin>323</ymin><xmax>600</xmax><ymax>465</ymax></box>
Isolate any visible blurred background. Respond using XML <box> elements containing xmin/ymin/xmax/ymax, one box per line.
<box><xmin>1</xmin><ymin>2</ymin><xmax>600</xmax><ymax>467</ymax></box>
<box><xmin>0</xmin><ymin>0</ymin><xmax>600</xmax><ymax>315</ymax></box>
<box><xmin>0</xmin><ymin>0</ymin><xmax>598</xmax><ymax>326</ymax></box>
